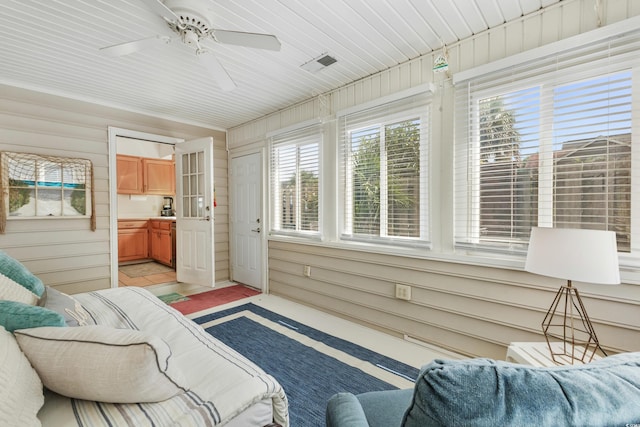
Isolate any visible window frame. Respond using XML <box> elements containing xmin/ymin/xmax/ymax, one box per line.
<box><xmin>2</xmin><ymin>152</ymin><xmax>93</xmax><ymax>220</ymax></box>
<box><xmin>339</xmin><ymin>90</ymin><xmax>431</xmax><ymax>248</ymax></box>
<box><xmin>454</xmin><ymin>40</ymin><xmax>640</xmax><ymax>265</ymax></box>
<box><xmin>268</xmin><ymin>122</ymin><xmax>322</xmax><ymax>239</ymax></box>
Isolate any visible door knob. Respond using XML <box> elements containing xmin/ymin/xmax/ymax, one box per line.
<box><xmin>251</xmin><ymin>227</ymin><xmax>261</xmax><ymax>233</ymax></box>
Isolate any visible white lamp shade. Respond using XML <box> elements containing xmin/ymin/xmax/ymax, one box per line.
<box><xmin>525</xmin><ymin>227</ymin><xmax>620</xmax><ymax>285</ymax></box>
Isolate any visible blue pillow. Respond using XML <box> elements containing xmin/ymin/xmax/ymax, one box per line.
<box><xmin>0</xmin><ymin>250</ymin><xmax>44</xmax><ymax>297</ymax></box>
<box><xmin>0</xmin><ymin>300</ymin><xmax>66</xmax><ymax>332</ymax></box>
<box><xmin>403</xmin><ymin>354</ymin><xmax>640</xmax><ymax>427</ymax></box>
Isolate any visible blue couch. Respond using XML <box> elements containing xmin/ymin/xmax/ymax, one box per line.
<box><xmin>326</xmin><ymin>353</ymin><xmax>640</xmax><ymax>427</ymax></box>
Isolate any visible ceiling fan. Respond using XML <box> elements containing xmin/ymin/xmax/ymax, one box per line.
<box><xmin>99</xmin><ymin>0</ymin><xmax>281</xmax><ymax>91</ymax></box>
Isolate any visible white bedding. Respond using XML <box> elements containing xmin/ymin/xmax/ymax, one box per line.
<box><xmin>38</xmin><ymin>287</ymin><xmax>288</xmax><ymax>427</ymax></box>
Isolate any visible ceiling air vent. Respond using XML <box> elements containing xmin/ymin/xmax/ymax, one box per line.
<box><xmin>301</xmin><ymin>53</ymin><xmax>337</xmax><ymax>73</ymax></box>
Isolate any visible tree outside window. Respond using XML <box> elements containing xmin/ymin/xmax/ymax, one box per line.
<box><xmin>280</xmin><ymin>169</ymin><xmax>319</xmax><ymax>232</ymax></box>
<box><xmin>350</xmin><ymin>119</ymin><xmax>422</xmax><ymax>240</ymax></box>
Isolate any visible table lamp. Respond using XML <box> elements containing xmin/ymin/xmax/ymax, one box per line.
<box><xmin>525</xmin><ymin>227</ymin><xmax>620</xmax><ymax>364</ymax></box>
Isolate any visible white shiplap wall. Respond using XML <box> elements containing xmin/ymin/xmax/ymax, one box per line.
<box><xmin>228</xmin><ymin>0</ymin><xmax>640</xmax><ymax>358</ymax></box>
<box><xmin>0</xmin><ymin>85</ymin><xmax>229</xmax><ymax>294</ymax></box>
<box><xmin>230</xmin><ymin>0</ymin><xmax>640</xmax><ymax>145</ymax></box>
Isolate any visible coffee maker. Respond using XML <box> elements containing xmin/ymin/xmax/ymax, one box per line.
<box><xmin>161</xmin><ymin>197</ymin><xmax>174</xmax><ymax>217</ymax></box>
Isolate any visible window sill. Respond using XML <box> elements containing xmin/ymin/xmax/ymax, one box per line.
<box><xmin>267</xmin><ymin>234</ymin><xmax>640</xmax><ymax>285</ymax></box>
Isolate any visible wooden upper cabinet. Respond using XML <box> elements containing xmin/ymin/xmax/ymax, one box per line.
<box><xmin>143</xmin><ymin>158</ymin><xmax>175</xmax><ymax>195</ymax></box>
<box><xmin>116</xmin><ymin>155</ymin><xmax>143</xmax><ymax>194</ymax></box>
<box><xmin>116</xmin><ymin>155</ymin><xmax>175</xmax><ymax>195</ymax></box>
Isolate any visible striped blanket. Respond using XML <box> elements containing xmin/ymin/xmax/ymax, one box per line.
<box><xmin>38</xmin><ymin>287</ymin><xmax>289</xmax><ymax>427</ymax></box>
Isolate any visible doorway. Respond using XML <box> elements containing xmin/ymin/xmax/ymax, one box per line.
<box><xmin>230</xmin><ymin>152</ymin><xmax>264</xmax><ymax>289</ymax></box>
<box><xmin>108</xmin><ymin>127</ymin><xmax>183</xmax><ymax>288</ymax></box>
<box><xmin>115</xmin><ymin>137</ymin><xmax>177</xmax><ymax>287</ymax></box>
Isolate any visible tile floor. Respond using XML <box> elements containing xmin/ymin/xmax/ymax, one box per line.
<box><xmin>118</xmin><ymin>262</ymin><xmax>177</xmax><ymax>287</ymax></box>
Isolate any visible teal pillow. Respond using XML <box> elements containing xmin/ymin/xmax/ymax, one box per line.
<box><xmin>0</xmin><ymin>250</ymin><xmax>44</xmax><ymax>297</ymax></box>
<box><xmin>403</xmin><ymin>354</ymin><xmax>640</xmax><ymax>427</ymax></box>
<box><xmin>0</xmin><ymin>300</ymin><xmax>66</xmax><ymax>332</ymax></box>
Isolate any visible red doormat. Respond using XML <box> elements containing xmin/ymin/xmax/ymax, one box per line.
<box><xmin>170</xmin><ymin>284</ymin><xmax>261</xmax><ymax>315</ymax></box>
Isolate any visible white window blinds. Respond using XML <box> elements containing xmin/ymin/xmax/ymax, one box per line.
<box><xmin>454</xmin><ymin>27</ymin><xmax>639</xmax><ymax>255</ymax></box>
<box><xmin>269</xmin><ymin>123</ymin><xmax>321</xmax><ymax>236</ymax></box>
<box><xmin>339</xmin><ymin>91</ymin><xmax>430</xmax><ymax>246</ymax></box>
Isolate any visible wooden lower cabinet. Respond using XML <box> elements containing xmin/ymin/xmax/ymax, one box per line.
<box><xmin>117</xmin><ymin>220</ymin><xmax>148</xmax><ymax>262</ymax></box>
<box><xmin>149</xmin><ymin>220</ymin><xmax>173</xmax><ymax>267</ymax></box>
<box><xmin>118</xmin><ymin>219</ymin><xmax>174</xmax><ymax>267</ymax></box>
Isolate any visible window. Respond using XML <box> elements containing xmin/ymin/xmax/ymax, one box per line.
<box><xmin>2</xmin><ymin>152</ymin><xmax>92</xmax><ymax>219</ymax></box>
<box><xmin>339</xmin><ymin>91</ymin><xmax>430</xmax><ymax>246</ymax></box>
<box><xmin>181</xmin><ymin>151</ymin><xmax>205</xmax><ymax>218</ymax></box>
<box><xmin>454</xmin><ymin>28</ymin><xmax>639</xmax><ymax>258</ymax></box>
<box><xmin>269</xmin><ymin>123</ymin><xmax>321</xmax><ymax>236</ymax></box>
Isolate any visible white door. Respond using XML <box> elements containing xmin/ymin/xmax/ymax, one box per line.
<box><xmin>175</xmin><ymin>137</ymin><xmax>214</xmax><ymax>287</ymax></box>
<box><xmin>230</xmin><ymin>152</ymin><xmax>262</xmax><ymax>288</ymax></box>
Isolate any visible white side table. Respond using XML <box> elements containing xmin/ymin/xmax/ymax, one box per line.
<box><xmin>506</xmin><ymin>342</ymin><xmax>603</xmax><ymax>367</ymax></box>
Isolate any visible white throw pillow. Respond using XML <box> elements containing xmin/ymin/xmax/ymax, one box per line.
<box><xmin>15</xmin><ymin>325</ymin><xmax>188</xmax><ymax>403</ymax></box>
<box><xmin>0</xmin><ymin>272</ymin><xmax>40</xmax><ymax>305</ymax></box>
<box><xmin>0</xmin><ymin>326</ymin><xmax>44</xmax><ymax>427</ymax></box>
<box><xmin>0</xmin><ymin>250</ymin><xmax>45</xmax><ymax>299</ymax></box>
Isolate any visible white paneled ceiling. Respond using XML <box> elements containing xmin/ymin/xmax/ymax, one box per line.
<box><xmin>0</xmin><ymin>0</ymin><xmax>562</xmax><ymax>129</ymax></box>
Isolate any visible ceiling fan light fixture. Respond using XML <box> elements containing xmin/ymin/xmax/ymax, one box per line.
<box><xmin>163</xmin><ymin>0</ymin><xmax>213</xmax><ymax>33</ymax></box>
<box><xmin>182</xmin><ymin>29</ymin><xmax>200</xmax><ymax>48</ymax></box>
<box><xmin>102</xmin><ymin>0</ymin><xmax>280</xmax><ymax>91</ymax></box>
<box><xmin>301</xmin><ymin>53</ymin><xmax>337</xmax><ymax>73</ymax></box>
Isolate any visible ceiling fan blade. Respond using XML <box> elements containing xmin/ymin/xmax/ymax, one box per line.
<box><xmin>213</xmin><ymin>30</ymin><xmax>281</xmax><ymax>51</ymax></box>
<box><xmin>197</xmin><ymin>51</ymin><xmax>237</xmax><ymax>92</ymax></box>
<box><xmin>100</xmin><ymin>35</ymin><xmax>171</xmax><ymax>56</ymax></box>
<box><xmin>138</xmin><ymin>0</ymin><xmax>180</xmax><ymax>23</ymax></box>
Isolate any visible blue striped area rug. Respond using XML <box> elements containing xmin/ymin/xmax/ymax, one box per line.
<box><xmin>193</xmin><ymin>303</ymin><xmax>419</xmax><ymax>427</ymax></box>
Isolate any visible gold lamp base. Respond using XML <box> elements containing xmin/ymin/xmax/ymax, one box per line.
<box><xmin>542</xmin><ymin>280</ymin><xmax>607</xmax><ymax>364</ymax></box>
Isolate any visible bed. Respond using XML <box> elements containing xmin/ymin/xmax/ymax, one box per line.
<box><xmin>2</xmin><ymin>283</ymin><xmax>289</xmax><ymax>426</ymax></box>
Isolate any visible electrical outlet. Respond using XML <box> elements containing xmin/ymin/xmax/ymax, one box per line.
<box><xmin>303</xmin><ymin>265</ymin><xmax>311</xmax><ymax>277</ymax></box>
<box><xmin>395</xmin><ymin>284</ymin><xmax>412</xmax><ymax>301</ymax></box>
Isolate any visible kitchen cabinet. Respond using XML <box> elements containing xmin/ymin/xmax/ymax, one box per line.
<box><xmin>149</xmin><ymin>220</ymin><xmax>173</xmax><ymax>267</ymax></box>
<box><xmin>116</xmin><ymin>155</ymin><xmax>143</xmax><ymax>194</ymax></box>
<box><xmin>143</xmin><ymin>158</ymin><xmax>175</xmax><ymax>195</ymax></box>
<box><xmin>117</xmin><ymin>220</ymin><xmax>149</xmax><ymax>262</ymax></box>
<box><xmin>116</xmin><ymin>155</ymin><xmax>174</xmax><ymax>195</ymax></box>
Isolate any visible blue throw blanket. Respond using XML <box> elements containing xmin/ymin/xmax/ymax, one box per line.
<box><xmin>403</xmin><ymin>353</ymin><xmax>640</xmax><ymax>426</ymax></box>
